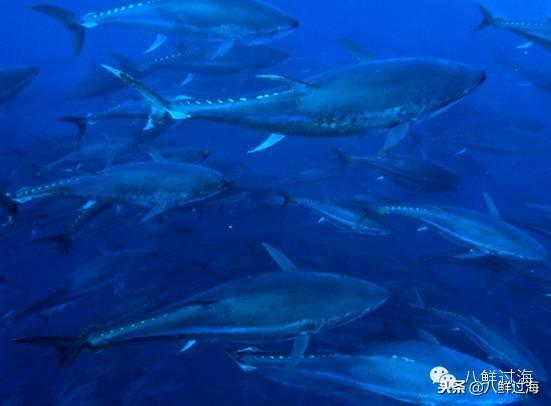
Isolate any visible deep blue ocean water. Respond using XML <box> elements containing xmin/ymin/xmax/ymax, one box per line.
<box><xmin>2</xmin><ymin>0</ymin><xmax>551</xmax><ymax>404</ymax></box>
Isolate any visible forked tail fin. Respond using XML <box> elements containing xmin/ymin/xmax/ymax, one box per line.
<box><xmin>59</xmin><ymin>116</ymin><xmax>87</xmax><ymax>136</ymax></box>
<box><xmin>473</xmin><ymin>4</ymin><xmax>495</xmax><ymax>32</ymax></box>
<box><xmin>101</xmin><ymin>64</ymin><xmax>190</xmax><ymax>130</ymax></box>
<box><xmin>32</xmin><ymin>5</ymin><xmax>85</xmax><ymax>56</ymax></box>
<box><xmin>13</xmin><ymin>336</ymin><xmax>86</xmax><ymax>368</ymax></box>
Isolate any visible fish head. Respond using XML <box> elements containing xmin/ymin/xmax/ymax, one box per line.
<box><xmin>440</xmin><ymin>62</ymin><xmax>486</xmax><ymax>102</ymax></box>
<box><xmin>329</xmin><ymin>275</ymin><xmax>390</xmax><ymax>322</ymax></box>
<box><xmin>243</xmin><ymin>1</ymin><xmax>299</xmax><ymax>42</ymax></box>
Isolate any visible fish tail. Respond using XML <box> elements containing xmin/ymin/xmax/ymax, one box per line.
<box><xmin>59</xmin><ymin>116</ymin><xmax>87</xmax><ymax>136</ymax></box>
<box><xmin>0</xmin><ymin>193</ymin><xmax>17</xmax><ymax>227</ymax></box>
<box><xmin>32</xmin><ymin>5</ymin><xmax>85</xmax><ymax>56</ymax></box>
<box><xmin>101</xmin><ymin>64</ymin><xmax>189</xmax><ymax>130</ymax></box>
<box><xmin>13</xmin><ymin>336</ymin><xmax>87</xmax><ymax>368</ymax></box>
<box><xmin>473</xmin><ymin>4</ymin><xmax>494</xmax><ymax>32</ymax></box>
<box><xmin>332</xmin><ymin>148</ymin><xmax>352</xmax><ymax>167</ymax></box>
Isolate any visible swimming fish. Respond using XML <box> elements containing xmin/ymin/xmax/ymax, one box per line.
<box><xmin>336</xmin><ymin>149</ymin><xmax>462</xmax><ymax>192</ymax></box>
<box><xmin>0</xmin><ymin>162</ymin><xmax>231</xmax><ymax>226</ymax></box>
<box><xmin>14</xmin><ymin>243</ymin><xmax>389</xmax><ymax>370</ymax></box>
<box><xmin>33</xmin><ymin>0</ymin><xmax>298</xmax><ymax>56</ymax></box>
<box><xmin>230</xmin><ymin>341</ymin><xmax>519</xmax><ymax>404</ymax></box>
<box><xmin>103</xmin><ymin>53</ymin><xmax>485</xmax><ymax>152</ymax></box>
<box><xmin>376</xmin><ymin>194</ymin><xmax>548</xmax><ymax>262</ymax></box>
<box><xmin>474</xmin><ymin>4</ymin><xmax>551</xmax><ymax>50</ymax></box>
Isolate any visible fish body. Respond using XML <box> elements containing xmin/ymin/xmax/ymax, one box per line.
<box><xmin>106</xmin><ymin>58</ymin><xmax>485</xmax><ymax>138</ymax></box>
<box><xmin>377</xmin><ymin>204</ymin><xmax>548</xmax><ymax>262</ymax></box>
<box><xmin>232</xmin><ymin>341</ymin><xmax>519</xmax><ymax>404</ymax></box>
<box><xmin>34</xmin><ymin>0</ymin><xmax>298</xmax><ymax>56</ymax></box>
<box><xmin>341</xmin><ymin>152</ymin><xmax>461</xmax><ymax>192</ymax></box>
<box><xmin>0</xmin><ymin>66</ymin><xmax>40</xmax><ymax>105</ymax></box>
<box><xmin>291</xmin><ymin>197</ymin><xmax>391</xmax><ymax>236</ymax></box>
<box><xmin>85</xmin><ymin>271</ymin><xmax>388</xmax><ymax>348</ymax></box>
<box><xmin>2</xmin><ymin>162</ymin><xmax>230</xmax><ymax>225</ymax></box>
<box><xmin>475</xmin><ymin>5</ymin><xmax>551</xmax><ymax>50</ymax></box>
<box><xmin>15</xmin><ymin>247</ymin><xmax>389</xmax><ymax>368</ymax></box>
<box><xmin>431</xmin><ymin>308</ymin><xmax>548</xmax><ymax>381</ymax></box>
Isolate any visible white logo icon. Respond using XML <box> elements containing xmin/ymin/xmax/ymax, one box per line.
<box><xmin>430</xmin><ymin>366</ymin><xmax>450</xmax><ymax>384</ymax></box>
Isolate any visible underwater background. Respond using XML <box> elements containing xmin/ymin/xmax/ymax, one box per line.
<box><xmin>2</xmin><ymin>0</ymin><xmax>551</xmax><ymax>404</ymax></box>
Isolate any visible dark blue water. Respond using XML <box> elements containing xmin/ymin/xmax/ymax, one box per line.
<box><xmin>1</xmin><ymin>1</ymin><xmax>551</xmax><ymax>404</ymax></box>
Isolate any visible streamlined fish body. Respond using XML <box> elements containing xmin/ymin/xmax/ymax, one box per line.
<box><xmin>377</xmin><ymin>204</ymin><xmax>548</xmax><ymax>262</ymax></box>
<box><xmin>475</xmin><ymin>5</ymin><xmax>551</xmax><ymax>50</ymax></box>
<box><xmin>340</xmin><ymin>151</ymin><xmax>461</xmax><ymax>192</ymax></box>
<box><xmin>232</xmin><ymin>341</ymin><xmax>519</xmax><ymax>405</ymax></box>
<box><xmin>34</xmin><ymin>0</ymin><xmax>298</xmax><ymax>56</ymax></box>
<box><xmin>14</xmin><ymin>244</ymin><xmax>389</xmax><ymax>369</ymax></box>
<box><xmin>104</xmin><ymin>58</ymin><xmax>485</xmax><ymax>142</ymax></box>
<box><xmin>0</xmin><ymin>66</ymin><xmax>40</xmax><ymax>105</ymax></box>
<box><xmin>1</xmin><ymin>162</ymin><xmax>230</xmax><ymax>225</ymax></box>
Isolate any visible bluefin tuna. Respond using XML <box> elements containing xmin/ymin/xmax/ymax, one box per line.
<box><xmin>14</xmin><ymin>243</ymin><xmax>389</xmax><ymax>369</ymax></box>
<box><xmin>0</xmin><ymin>66</ymin><xmax>40</xmax><ymax>106</ymax></box>
<box><xmin>475</xmin><ymin>4</ymin><xmax>551</xmax><ymax>50</ymax></box>
<box><xmin>230</xmin><ymin>341</ymin><xmax>519</xmax><ymax>404</ymax></box>
<box><xmin>376</xmin><ymin>194</ymin><xmax>548</xmax><ymax>262</ymax></box>
<box><xmin>0</xmin><ymin>162</ymin><xmax>231</xmax><ymax>226</ymax></box>
<box><xmin>103</xmin><ymin>53</ymin><xmax>485</xmax><ymax>152</ymax></box>
<box><xmin>33</xmin><ymin>0</ymin><xmax>298</xmax><ymax>56</ymax></box>
<box><xmin>272</xmin><ymin>194</ymin><xmax>391</xmax><ymax>236</ymax></box>
<box><xmin>336</xmin><ymin>149</ymin><xmax>462</xmax><ymax>192</ymax></box>
<box><xmin>428</xmin><ymin>308</ymin><xmax>548</xmax><ymax>381</ymax></box>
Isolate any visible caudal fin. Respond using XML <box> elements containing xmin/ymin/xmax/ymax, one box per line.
<box><xmin>0</xmin><ymin>193</ymin><xmax>17</xmax><ymax>227</ymax></box>
<box><xmin>473</xmin><ymin>4</ymin><xmax>494</xmax><ymax>32</ymax></box>
<box><xmin>33</xmin><ymin>5</ymin><xmax>85</xmax><ymax>56</ymax></box>
<box><xmin>13</xmin><ymin>336</ymin><xmax>86</xmax><ymax>368</ymax></box>
<box><xmin>101</xmin><ymin>64</ymin><xmax>188</xmax><ymax>130</ymax></box>
<box><xmin>59</xmin><ymin>116</ymin><xmax>87</xmax><ymax>136</ymax></box>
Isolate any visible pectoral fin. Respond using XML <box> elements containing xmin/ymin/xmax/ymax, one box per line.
<box><xmin>145</xmin><ymin>34</ymin><xmax>167</xmax><ymax>54</ymax></box>
<box><xmin>282</xmin><ymin>333</ymin><xmax>310</xmax><ymax>380</ymax></box>
<box><xmin>179</xmin><ymin>340</ymin><xmax>197</xmax><ymax>353</ymax></box>
<box><xmin>380</xmin><ymin>122</ymin><xmax>410</xmax><ymax>155</ymax></box>
<box><xmin>248</xmin><ymin>134</ymin><xmax>286</xmax><ymax>153</ymax></box>
<box><xmin>256</xmin><ymin>75</ymin><xmax>315</xmax><ymax>91</ymax></box>
<box><xmin>262</xmin><ymin>242</ymin><xmax>298</xmax><ymax>272</ymax></box>
<box><xmin>141</xmin><ymin>202</ymin><xmax>168</xmax><ymax>224</ymax></box>
<box><xmin>211</xmin><ymin>40</ymin><xmax>235</xmax><ymax>60</ymax></box>
<box><xmin>483</xmin><ymin>192</ymin><xmax>500</xmax><ymax>219</ymax></box>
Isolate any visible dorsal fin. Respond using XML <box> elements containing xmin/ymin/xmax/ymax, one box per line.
<box><xmin>256</xmin><ymin>75</ymin><xmax>315</xmax><ymax>91</ymax></box>
<box><xmin>262</xmin><ymin>242</ymin><xmax>298</xmax><ymax>272</ymax></box>
<box><xmin>338</xmin><ymin>39</ymin><xmax>376</xmax><ymax>62</ymax></box>
<box><xmin>483</xmin><ymin>192</ymin><xmax>500</xmax><ymax>219</ymax></box>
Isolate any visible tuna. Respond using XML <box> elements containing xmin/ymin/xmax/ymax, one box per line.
<box><xmin>376</xmin><ymin>194</ymin><xmax>548</xmax><ymax>262</ymax></box>
<box><xmin>0</xmin><ymin>161</ymin><xmax>231</xmax><ymax>225</ymax></box>
<box><xmin>14</xmin><ymin>243</ymin><xmax>389</xmax><ymax>369</ymax></box>
<box><xmin>230</xmin><ymin>341</ymin><xmax>519</xmax><ymax>404</ymax></box>
<box><xmin>33</xmin><ymin>0</ymin><xmax>298</xmax><ymax>56</ymax></box>
<box><xmin>103</xmin><ymin>55</ymin><xmax>485</xmax><ymax>152</ymax></box>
